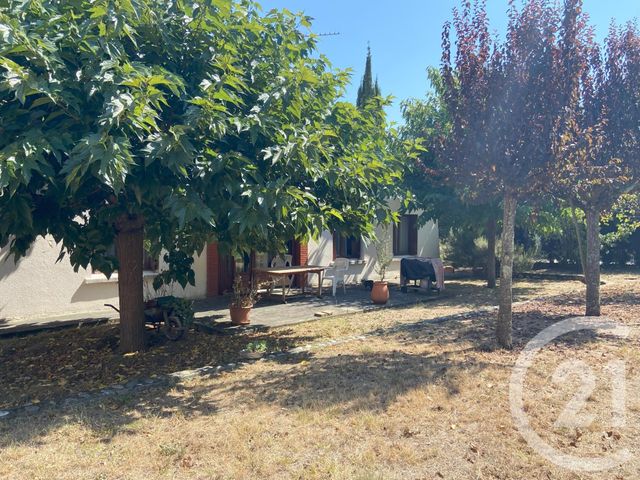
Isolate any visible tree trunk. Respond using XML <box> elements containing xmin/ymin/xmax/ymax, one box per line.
<box><xmin>115</xmin><ymin>214</ymin><xmax>146</xmax><ymax>353</ymax></box>
<box><xmin>486</xmin><ymin>215</ymin><xmax>497</xmax><ymax>289</ymax></box>
<box><xmin>584</xmin><ymin>207</ymin><xmax>601</xmax><ymax>317</ymax></box>
<box><xmin>497</xmin><ymin>192</ymin><xmax>517</xmax><ymax>349</ymax></box>
<box><xmin>569</xmin><ymin>201</ymin><xmax>587</xmax><ymax>275</ymax></box>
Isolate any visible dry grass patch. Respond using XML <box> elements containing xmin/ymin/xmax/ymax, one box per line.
<box><xmin>275</xmin><ymin>275</ymin><xmax>591</xmax><ymax>344</ymax></box>
<box><xmin>0</xmin><ymin>276</ymin><xmax>638</xmax><ymax>479</ymax></box>
<box><xmin>0</xmin><ymin>275</ymin><xmax>592</xmax><ymax>410</ymax></box>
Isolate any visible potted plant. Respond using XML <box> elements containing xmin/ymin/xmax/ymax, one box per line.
<box><xmin>229</xmin><ymin>276</ymin><xmax>258</xmax><ymax>325</ymax></box>
<box><xmin>240</xmin><ymin>340</ymin><xmax>269</xmax><ymax>360</ymax></box>
<box><xmin>371</xmin><ymin>226</ymin><xmax>393</xmax><ymax>305</ymax></box>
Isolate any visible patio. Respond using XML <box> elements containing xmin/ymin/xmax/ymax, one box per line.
<box><xmin>0</xmin><ymin>283</ymin><xmax>445</xmax><ymax>337</ymax></box>
<box><xmin>193</xmin><ymin>283</ymin><xmax>445</xmax><ymax>331</ymax></box>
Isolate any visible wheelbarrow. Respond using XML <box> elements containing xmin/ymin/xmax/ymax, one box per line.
<box><xmin>105</xmin><ymin>296</ymin><xmax>185</xmax><ymax>341</ymax></box>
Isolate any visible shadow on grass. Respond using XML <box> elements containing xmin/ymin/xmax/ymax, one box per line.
<box><xmin>374</xmin><ymin>290</ymin><xmax>634</xmax><ymax>354</ymax></box>
<box><xmin>436</xmin><ymin>280</ymin><xmax>545</xmax><ymax>311</ymax></box>
<box><xmin>0</xmin><ymin>347</ymin><xmax>500</xmax><ymax>449</ymax></box>
<box><xmin>2</xmin><ymin>280</ymin><xmax>636</xmax><ymax>449</ymax></box>
<box><xmin>224</xmin><ymin>351</ymin><xmax>497</xmax><ymax>413</ymax></box>
<box><xmin>0</xmin><ymin>322</ymin><xmax>319</xmax><ymax>411</ymax></box>
<box><xmin>601</xmin><ymin>290</ymin><xmax>640</xmax><ymax>306</ymax></box>
<box><xmin>0</xmin><ymin>334</ymin><xmax>616</xmax><ymax>450</ymax></box>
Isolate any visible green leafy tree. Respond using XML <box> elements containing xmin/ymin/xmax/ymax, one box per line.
<box><xmin>601</xmin><ymin>194</ymin><xmax>640</xmax><ymax>266</ymax></box>
<box><xmin>399</xmin><ymin>68</ymin><xmax>454</xmax><ymax>227</ymax></box>
<box><xmin>0</xmin><ymin>0</ymin><xmax>402</xmax><ymax>352</ymax></box>
<box><xmin>518</xmin><ymin>201</ymin><xmax>585</xmax><ymax>268</ymax></box>
<box><xmin>520</xmin><ymin>195</ymin><xmax>640</xmax><ymax>269</ymax></box>
<box><xmin>602</xmin><ymin>194</ymin><xmax>640</xmax><ymax>254</ymax></box>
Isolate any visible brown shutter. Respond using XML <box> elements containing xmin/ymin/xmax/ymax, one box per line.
<box><xmin>353</xmin><ymin>237</ymin><xmax>361</xmax><ymax>259</ymax></box>
<box><xmin>206</xmin><ymin>243</ymin><xmax>220</xmax><ymax>297</ymax></box>
<box><xmin>409</xmin><ymin>215</ymin><xmax>418</xmax><ymax>256</ymax></box>
<box><xmin>393</xmin><ymin>223</ymin><xmax>399</xmax><ymax>256</ymax></box>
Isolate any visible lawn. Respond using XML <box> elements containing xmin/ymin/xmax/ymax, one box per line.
<box><xmin>1</xmin><ymin>273</ymin><xmax>639</xmax><ymax>479</ymax></box>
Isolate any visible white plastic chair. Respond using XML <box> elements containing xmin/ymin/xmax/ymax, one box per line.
<box><xmin>322</xmin><ymin>257</ymin><xmax>350</xmax><ymax>296</ymax></box>
<box><xmin>268</xmin><ymin>255</ymin><xmax>293</xmax><ymax>295</ymax></box>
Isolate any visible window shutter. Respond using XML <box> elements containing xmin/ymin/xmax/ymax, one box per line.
<box><xmin>409</xmin><ymin>215</ymin><xmax>418</xmax><ymax>256</ymax></box>
<box><xmin>393</xmin><ymin>223</ymin><xmax>399</xmax><ymax>256</ymax></box>
<box><xmin>353</xmin><ymin>237</ymin><xmax>362</xmax><ymax>259</ymax></box>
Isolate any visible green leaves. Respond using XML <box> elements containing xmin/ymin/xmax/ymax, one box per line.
<box><xmin>0</xmin><ymin>0</ymin><xmax>402</xmax><ymax>296</ymax></box>
<box><xmin>0</xmin><ymin>131</ymin><xmax>57</xmax><ymax>192</ymax></box>
<box><xmin>62</xmin><ymin>134</ymin><xmax>135</xmax><ymax>192</ymax></box>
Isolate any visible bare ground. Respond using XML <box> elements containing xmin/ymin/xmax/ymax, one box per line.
<box><xmin>1</xmin><ymin>273</ymin><xmax>639</xmax><ymax>479</ymax></box>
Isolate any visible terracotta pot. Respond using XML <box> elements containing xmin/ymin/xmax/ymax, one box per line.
<box><xmin>371</xmin><ymin>281</ymin><xmax>390</xmax><ymax>305</ymax></box>
<box><xmin>230</xmin><ymin>305</ymin><xmax>252</xmax><ymax>325</ymax></box>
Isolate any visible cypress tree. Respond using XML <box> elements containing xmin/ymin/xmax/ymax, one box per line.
<box><xmin>356</xmin><ymin>46</ymin><xmax>380</xmax><ymax>108</ymax></box>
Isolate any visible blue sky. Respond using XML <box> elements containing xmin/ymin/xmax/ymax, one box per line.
<box><xmin>259</xmin><ymin>0</ymin><xmax>640</xmax><ymax>124</ymax></box>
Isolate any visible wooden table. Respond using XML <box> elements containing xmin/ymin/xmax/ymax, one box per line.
<box><xmin>254</xmin><ymin>266</ymin><xmax>327</xmax><ymax>303</ymax></box>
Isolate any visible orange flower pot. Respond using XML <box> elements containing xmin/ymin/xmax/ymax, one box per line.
<box><xmin>370</xmin><ymin>281</ymin><xmax>390</xmax><ymax>305</ymax></box>
<box><xmin>230</xmin><ymin>306</ymin><xmax>252</xmax><ymax>325</ymax></box>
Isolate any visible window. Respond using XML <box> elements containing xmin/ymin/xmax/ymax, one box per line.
<box><xmin>92</xmin><ymin>245</ymin><xmax>159</xmax><ymax>274</ymax></box>
<box><xmin>333</xmin><ymin>232</ymin><xmax>362</xmax><ymax>260</ymax></box>
<box><xmin>393</xmin><ymin>215</ymin><xmax>418</xmax><ymax>256</ymax></box>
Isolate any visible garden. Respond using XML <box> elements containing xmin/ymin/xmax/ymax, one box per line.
<box><xmin>0</xmin><ymin>0</ymin><xmax>639</xmax><ymax>478</ymax></box>
<box><xmin>1</xmin><ymin>272</ymin><xmax>639</xmax><ymax>479</ymax></box>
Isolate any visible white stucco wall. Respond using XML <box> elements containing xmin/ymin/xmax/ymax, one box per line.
<box><xmin>307</xmin><ymin>213</ymin><xmax>440</xmax><ymax>286</ymax></box>
<box><xmin>0</xmin><ymin>236</ymin><xmax>207</xmax><ymax>322</ymax></box>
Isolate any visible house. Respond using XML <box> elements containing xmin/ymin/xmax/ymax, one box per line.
<box><xmin>0</xmin><ymin>207</ymin><xmax>438</xmax><ymax>322</ymax></box>
<box><xmin>0</xmin><ymin>237</ymin><xmax>208</xmax><ymax>322</ymax></box>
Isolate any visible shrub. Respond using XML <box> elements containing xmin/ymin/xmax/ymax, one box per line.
<box><xmin>245</xmin><ymin>340</ymin><xmax>268</xmax><ymax>353</ymax></box>
<box><xmin>441</xmin><ymin>227</ymin><xmax>487</xmax><ymax>270</ymax></box>
<box><xmin>512</xmin><ymin>244</ymin><xmax>539</xmax><ymax>274</ymax></box>
<box><xmin>441</xmin><ymin>222</ymin><xmax>542</xmax><ymax>275</ymax></box>
<box><xmin>496</xmin><ymin>236</ymin><xmax>541</xmax><ymax>275</ymax></box>
<box><xmin>157</xmin><ymin>296</ymin><xmax>195</xmax><ymax>328</ymax></box>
